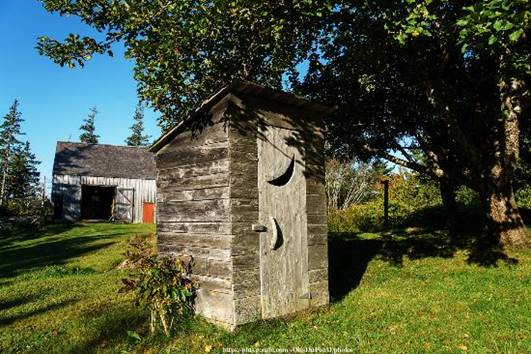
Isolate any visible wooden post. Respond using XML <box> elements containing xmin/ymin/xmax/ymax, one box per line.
<box><xmin>381</xmin><ymin>179</ymin><xmax>389</xmax><ymax>228</ymax></box>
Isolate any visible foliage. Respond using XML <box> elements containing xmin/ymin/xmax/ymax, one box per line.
<box><xmin>0</xmin><ymin>100</ymin><xmax>24</xmax><ymax>205</ymax></box>
<box><xmin>37</xmin><ymin>0</ymin><xmax>531</xmax><ymax>245</ymax></box>
<box><xmin>328</xmin><ymin>201</ymin><xmax>383</xmax><ymax>233</ymax></box>
<box><xmin>79</xmin><ymin>106</ymin><xmax>99</xmax><ymax>144</ymax></box>
<box><xmin>0</xmin><ymin>101</ymin><xmax>41</xmax><ymax>215</ymax></box>
<box><xmin>455</xmin><ymin>185</ymin><xmax>481</xmax><ymax>207</ymax></box>
<box><xmin>35</xmin><ymin>0</ymin><xmax>331</xmax><ymax>130</ymax></box>
<box><xmin>325</xmin><ymin>158</ymin><xmax>389</xmax><ymax>210</ymax></box>
<box><xmin>329</xmin><ymin>172</ymin><xmax>444</xmax><ymax>233</ymax></box>
<box><xmin>125</xmin><ymin>102</ymin><xmax>151</xmax><ymax>147</ymax></box>
<box><xmin>456</xmin><ymin>0</ymin><xmax>530</xmax><ymax>76</ymax></box>
<box><xmin>8</xmin><ymin>142</ymin><xmax>41</xmax><ymax>199</ymax></box>
<box><xmin>1</xmin><ymin>223</ymin><xmax>530</xmax><ymax>353</ymax></box>
<box><xmin>516</xmin><ymin>186</ymin><xmax>531</xmax><ymax>209</ymax></box>
<box><xmin>120</xmin><ymin>236</ymin><xmax>195</xmax><ymax>336</ymax></box>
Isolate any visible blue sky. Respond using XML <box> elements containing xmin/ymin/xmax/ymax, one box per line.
<box><xmin>0</xmin><ymin>1</ymin><xmax>162</xmax><ymax>194</ymax></box>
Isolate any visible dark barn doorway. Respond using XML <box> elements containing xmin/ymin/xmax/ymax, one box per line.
<box><xmin>81</xmin><ymin>185</ymin><xmax>116</xmax><ymax>220</ymax></box>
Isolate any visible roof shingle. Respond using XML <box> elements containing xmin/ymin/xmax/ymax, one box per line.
<box><xmin>53</xmin><ymin>142</ymin><xmax>156</xmax><ymax>179</ymax></box>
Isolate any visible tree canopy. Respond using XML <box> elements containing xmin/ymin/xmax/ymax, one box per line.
<box><xmin>37</xmin><ymin>0</ymin><xmax>530</xmax><ymax>247</ymax></box>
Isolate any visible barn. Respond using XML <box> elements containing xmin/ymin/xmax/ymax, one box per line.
<box><xmin>52</xmin><ymin>142</ymin><xmax>157</xmax><ymax>223</ymax></box>
<box><xmin>150</xmin><ymin>81</ymin><xmax>331</xmax><ymax>329</ymax></box>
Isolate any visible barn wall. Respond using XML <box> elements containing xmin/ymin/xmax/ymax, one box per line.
<box><xmin>155</xmin><ymin>102</ymin><xmax>236</xmax><ymax>328</ymax></box>
<box><xmin>52</xmin><ymin>175</ymin><xmax>156</xmax><ymax>223</ymax></box>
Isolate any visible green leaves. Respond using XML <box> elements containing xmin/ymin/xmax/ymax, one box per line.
<box><xmin>38</xmin><ymin>0</ymin><xmax>332</xmax><ymax>128</ymax></box>
<box><xmin>509</xmin><ymin>28</ymin><xmax>524</xmax><ymax>42</ymax></box>
<box><xmin>120</xmin><ymin>235</ymin><xmax>195</xmax><ymax>336</ymax></box>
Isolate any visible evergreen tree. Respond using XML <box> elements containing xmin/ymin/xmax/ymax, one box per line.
<box><xmin>8</xmin><ymin>141</ymin><xmax>41</xmax><ymax>199</ymax></box>
<box><xmin>125</xmin><ymin>103</ymin><xmax>151</xmax><ymax>147</ymax></box>
<box><xmin>79</xmin><ymin>107</ymin><xmax>99</xmax><ymax>144</ymax></box>
<box><xmin>0</xmin><ymin>100</ymin><xmax>24</xmax><ymax>205</ymax></box>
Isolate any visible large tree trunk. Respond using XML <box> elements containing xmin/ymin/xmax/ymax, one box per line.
<box><xmin>479</xmin><ymin>184</ymin><xmax>529</xmax><ymax>248</ymax></box>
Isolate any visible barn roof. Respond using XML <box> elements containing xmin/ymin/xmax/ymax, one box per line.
<box><xmin>149</xmin><ymin>80</ymin><xmax>334</xmax><ymax>153</ymax></box>
<box><xmin>53</xmin><ymin>142</ymin><xmax>156</xmax><ymax>179</ymax></box>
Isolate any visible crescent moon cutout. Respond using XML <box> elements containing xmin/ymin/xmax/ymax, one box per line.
<box><xmin>270</xmin><ymin>217</ymin><xmax>284</xmax><ymax>250</ymax></box>
<box><xmin>267</xmin><ymin>155</ymin><xmax>295</xmax><ymax>186</ymax></box>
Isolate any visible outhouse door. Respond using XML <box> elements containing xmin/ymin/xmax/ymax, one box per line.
<box><xmin>258</xmin><ymin>125</ymin><xmax>310</xmax><ymax>318</ymax></box>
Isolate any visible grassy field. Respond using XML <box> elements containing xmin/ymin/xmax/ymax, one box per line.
<box><xmin>0</xmin><ymin>223</ymin><xmax>529</xmax><ymax>353</ymax></box>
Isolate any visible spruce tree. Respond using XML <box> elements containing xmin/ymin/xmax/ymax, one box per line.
<box><xmin>8</xmin><ymin>141</ymin><xmax>41</xmax><ymax>199</ymax></box>
<box><xmin>0</xmin><ymin>100</ymin><xmax>24</xmax><ymax>205</ymax></box>
<box><xmin>125</xmin><ymin>102</ymin><xmax>151</xmax><ymax>147</ymax></box>
<box><xmin>79</xmin><ymin>107</ymin><xmax>99</xmax><ymax>144</ymax></box>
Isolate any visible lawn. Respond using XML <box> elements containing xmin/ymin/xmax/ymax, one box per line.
<box><xmin>0</xmin><ymin>223</ymin><xmax>529</xmax><ymax>353</ymax></box>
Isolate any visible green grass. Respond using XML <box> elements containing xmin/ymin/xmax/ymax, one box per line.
<box><xmin>0</xmin><ymin>223</ymin><xmax>530</xmax><ymax>353</ymax></box>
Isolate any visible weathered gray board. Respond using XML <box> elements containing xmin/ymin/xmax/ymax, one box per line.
<box><xmin>258</xmin><ymin>126</ymin><xmax>309</xmax><ymax>318</ymax></box>
<box><xmin>152</xmin><ymin>81</ymin><xmax>330</xmax><ymax>330</ymax></box>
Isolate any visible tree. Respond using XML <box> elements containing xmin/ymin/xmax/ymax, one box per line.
<box><xmin>0</xmin><ymin>102</ymin><xmax>41</xmax><ymax>215</ymax></box>
<box><xmin>79</xmin><ymin>106</ymin><xmax>99</xmax><ymax>144</ymax></box>
<box><xmin>37</xmin><ymin>1</ymin><xmax>529</xmax><ymax>248</ymax></box>
<box><xmin>0</xmin><ymin>100</ymin><xmax>24</xmax><ymax>205</ymax></box>
<box><xmin>125</xmin><ymin>102</ymin><xmax>151</xmax><ymax>147</ymax></box>
<box><xmin>8</xmin><ymin>141</ymin><xmax>41</xmax><ymax>200</ymax></box>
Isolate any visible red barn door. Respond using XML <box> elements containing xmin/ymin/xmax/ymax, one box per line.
<box><xmin>143</xmin><ymin>202</ymin><xmax>155</xmax><ymax>223</ymax></box>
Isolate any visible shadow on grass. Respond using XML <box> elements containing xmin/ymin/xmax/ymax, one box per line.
<box><xmin>0</xmin><ymin>222</ymin><xmax>77</xmax><ymax>249</ymax></box>
<box><xmin>0</xmin><ymin>236</ymin><xmax>115</xmax><ymax>279</ymax></box>
<box><xmin>328</xmin><ymin>206</ymin><xmax>530</xmax><ymax>301</ymax></box>
<box><xmin>71</xmin><ymin>307</ymin><xmax>200</xmax><ymax>353</ymax></box>
<box><xmin>0</xmin><ymin>298</ymin><xmax>78</xmax><ymax>326</ymax></box>
<box><xmin>0</xmin><ymin>295</ymin><xmax>37</xmax><ymax>312</ymax></box>
<box><xmin>0</xmin><ymin>222</ymin><xmax>139</xmax><ymax>279</ymax></box>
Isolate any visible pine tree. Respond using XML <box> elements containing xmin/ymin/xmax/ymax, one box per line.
<box><xmin>79</xmin><ymin>107</ymin><xmax>99</xmax><ymax>144</ymax></box>
<box><xmin>125</xmin><ymin>102</ymin><xmax>151</xmax><ymax>147</ymax></box>
<box><xmin>0</xmin><ymin>100</ymin><xmax>24</xmax><ymax>205</ymax></box>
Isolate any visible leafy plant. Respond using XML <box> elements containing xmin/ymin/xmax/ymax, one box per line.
<box><xmin>120</xmin><ymin>236</ymin><xmax>195</xmax><ymax>336</ymax></box>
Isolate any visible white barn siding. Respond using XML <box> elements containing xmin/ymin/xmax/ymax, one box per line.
<box><xmin>52</xmin><ymin>174</ymin><xmax>156</xmax><ymax>223</ymax></box>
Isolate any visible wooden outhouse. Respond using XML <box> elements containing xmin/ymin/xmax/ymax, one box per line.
<box><xmin>150</xmin><ymin>81</ymin><xmax>331</xmax><ymax>329</ymax></box>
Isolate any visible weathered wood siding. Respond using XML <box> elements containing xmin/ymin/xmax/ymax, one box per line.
<box><xmin>155</xmin><ymin>103</ymin><xmax>235</xmax><ymax>327</ymax></box>
<box><xmin>227</xmin><ymin>102</ymin><xmax>262</xmax><ymax>326</ymax></box>
<box><xmin>154</xmin><ymin>90</ymin><xmax>329</xmax><ymax>330</ymax></box>
<box><xmin>51</xmin><ymin>175</ymin><xmax>156</xmax><ymax>223</ymax></box>
<box><xmin>226</xmin><ymin>96</ymin><xmax>329</xmax><ymax>326</ymax></box>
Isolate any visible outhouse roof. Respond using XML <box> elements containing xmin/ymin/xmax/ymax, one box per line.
<box><xmin>53</xmin><ymin>142</ymin><xmax>156</xmax><ymax>179</ymax></box>
<box><xmin>149</xmin><ymin>80</ymin><xmax>334</xmax><ymax>153</ymax></box>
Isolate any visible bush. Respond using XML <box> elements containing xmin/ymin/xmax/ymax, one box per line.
<box><xmin>516</xmin><ymin>186</ymin><xmax>531</xmax><ymax>208</ymax></box>
<box><xmin>328</xmin><ymin>173</ymin><xmax>444</xmax><ymax>232</ymax></box>
<box><xmin>120</xmin><ymin>236</ymin><xmax>196</xmax><ymax>336</ymax></box>
<box><xmin>0</xmin><ymin>197</ymin><xmax>53</xmax><ymax>219</ymax></box>
<box><xmin>328</xmin><ymin>201</ymin><xmax>384</xmax><ymax>233</ymax></box>
<box><xmin>455</xmin><ymin>186</ymin><xmax>481</xmax><ymax>207</ymax></box>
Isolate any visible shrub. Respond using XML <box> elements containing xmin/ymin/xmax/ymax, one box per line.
<box><xmin>328</xmin><ymin>201</ymin><xmax>384</xmax><ymax>233</ymax></box>
<box><xmin>328</xmin><ymin>172</ymin><xmax>444</xmax><ymax>232</ymax></box>
<box><xmin>516</xmin><ymin>186</ymin><xmax>531</xmax><ymax>208</ymax></box>
<box><xmin>455</xmin><ymin>186</ymin><xmax>481</xmax><ymax>207</ymax></box>
<box><xmin>120</xmin><ymin>236</ymin><xmax>196</xmax><ymax>336</ymax></box>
